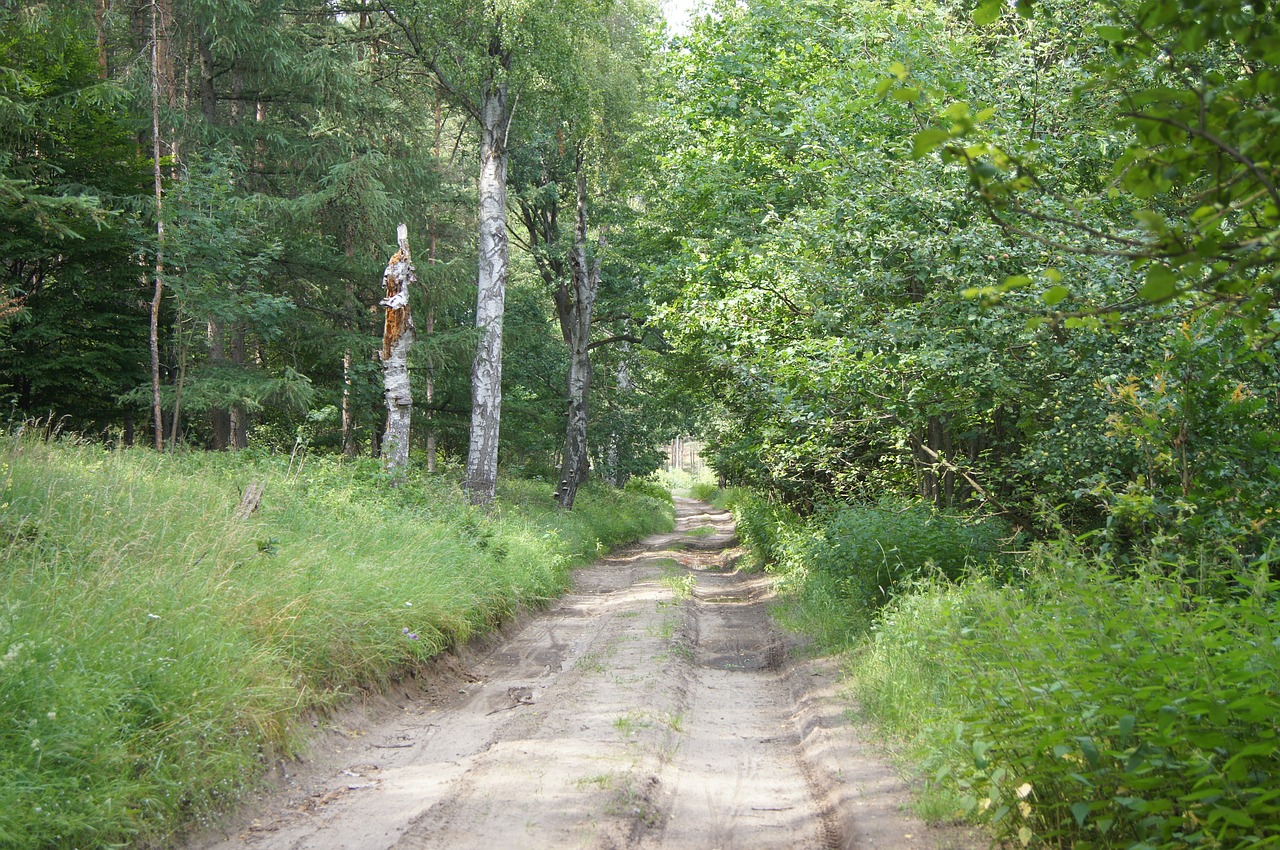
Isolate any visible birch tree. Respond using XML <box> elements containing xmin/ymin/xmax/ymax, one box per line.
<box><xmin>376</xmin><ymin>0</ymin><xmax>615</xmax><ymax>504</ymax></box>
<box><xmin>380</xmin><ymin>224</ymin><xmax>417</xmax><ymax>477</ymax></box>
<box><xmin>507</xmin><ymin>0</ymin><xmax>655</xmax><ymax>507</ymax></box>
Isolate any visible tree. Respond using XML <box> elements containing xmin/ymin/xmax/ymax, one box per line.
<box><xmin>375</xmin><ymin>0</ymin><xmax>642</xmax><ymax>503</ymax></box>
<box><xmin>379</xmin><ymin>225</ymin><xmax>417</xmax><ymax>476</ymax></box>
<box><xmin>939</xmin><ymin>0</ymin><xmax>1280</xmax><ymax>340</ymax></box>
<box><xmin>0</xmin><ymin>3</ymin><xmax>150</xmax><ymax>438</ymax></box>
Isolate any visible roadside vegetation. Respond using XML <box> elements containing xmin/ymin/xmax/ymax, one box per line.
<box><xmin>0</xmin><ymin>432</ymin><xmax>673</xmax><ymax>849</ymax></box>
<box><xmin>719</xmin><ymin>486</ymin><xmax>1279</xmax><ymax>849</ymax></box>
<box><xmin>651</xmin><ymin>0</ymin><xmax>1280</xmax><ymax>844</ymax></box>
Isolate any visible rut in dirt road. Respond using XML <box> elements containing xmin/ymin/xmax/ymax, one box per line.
<box><xmin>190</xmin><ymin>498</ymin><xmax>975</xmax><ymax>850</ymax></box>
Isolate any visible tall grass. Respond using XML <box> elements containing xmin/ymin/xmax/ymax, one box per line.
<box><xmin>0</xmin><ymin>435</ymin><xmax>673</xmax><ymax>848</ymax></box>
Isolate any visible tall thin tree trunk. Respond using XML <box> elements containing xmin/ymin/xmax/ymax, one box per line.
<box><xmin>342</xmin><ymin>349</ymin><xmax>357</xmax><ymax>457</ymax></box>
<box><xmin>169</xmin><ymin>303</ymin><xmax>186</xmax><ymax>448</ymax></box>
<box><xmin>93</xmin><ymin>0</ymin><xmax>110</xmax><ymax>79</ymax></box>
<box><xmin>342</xmin><ymin>224</ymin><xmax>358</xmax><ymax>457</ymax></box>
<box><xmin>380</xmin><ymin>225</ymin><xmax>417</xmax><ymax>479</ymax></box>
<box><xmin>556</xmin><ymin>158</ymin><xmax>601</xmax><ymax>510</ymax></box>
<box><xmin>208</xmin><ymin>319</ymin><xmax>231</xmax><ymax>448</ymax></box>
<box><xmin>229</xmin><ymin>325</ymin><xmax>248</xmax><ymax>448</ymax></box>
<box><xmin>425</xmin><ymin>229</ymin><xmax>437</xmax><ymax>473</ymax></box>
<box><xmin>148</xmin><ymin>0</ymin><xmax>165</xmax><ymax>451</ymax></box>
<box><xmin>425</xmin><ymin>96</ymin><xmax>443</xmax><ymax>473</ymax></box>
<box><xmin>604</xmin><ymin>343</ymin><xmax>633</xmax><ymax>487</ymax></box>
<box><xmin>464</xmin><ymin>79</ymin><xmax>511</xmax><ymax>505</ymax></box>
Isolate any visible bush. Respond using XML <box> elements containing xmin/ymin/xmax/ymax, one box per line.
<box><xmin>623</xmin><ymin>476</ymin><xmax>675</xmax><ymax>506</ymax></box>
<box><xmin>689</xmin><ymin>480</ymin><xmax>719</xmax><ymax>501</ymax></box>
<box><xmin>807</xmin><ymin>500</ymin><xmax>1009</xmax><ymax>616</ymax></box>
<box><xmin>728</xmin><ymin>491</ymin><xmax>807</xmax><ymax>569</ymax></box>
<box><xmin>848</xmin><ymin>549</ymin><xmax>1280</xmax><ymax>849</ymax></box>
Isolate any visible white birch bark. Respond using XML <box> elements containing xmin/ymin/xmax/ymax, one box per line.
<box><xmin>380</xmin><ymin>224</ymin><xmax>417</xmax><ymax>479</ymax></box>
<box><xmin>463</xmin><ymin>83</ymin><xmax>511</xmax><ymax>505</ymax></box>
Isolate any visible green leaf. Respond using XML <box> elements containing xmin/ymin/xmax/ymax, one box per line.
<box><xmin>1071</xmin><ymin>801</ymin><xmax>1091</xmax><ymax>827</ymax></box>
<box><xmin>912</xmin><ymin>128</ymin><xmax>951</xmax><ymax>158</ymax></box>
<box><xmin>972</xmin><ymin>0</ymin><xmax>1003</xmax><ymax>25</ymax></box>
<box><xmin>1208</xmin><ymin>807</ymin><xmax>1255</xmax><ymax>827</ymax></box>
<box><xmin>1118</xmin><ymin>714</ymin><xmax>1135</xmax><ymax>741</ymax></box>
<box><xmin>1096</xmin><ymin>25</ymin><xmax>1126</xmax><ymax>42</ymax></box>
<box><xmin>1042</xmin><ymin>285</ymin><xmax>1070</xmax><ymax>306</ymax></box>
<box><xmin>1139</xmin><ymin>266</ymin><xmax>1177</xmax><ymax>302</ymax></box>
<box><xmin>892</xmin><ymin>87</ymin><xmax>921</xmax><ymax>103</ymax></box>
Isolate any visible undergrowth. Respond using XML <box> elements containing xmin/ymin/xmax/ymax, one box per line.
<box><xmin>729</xmin><ymin>487</ymin><xmax>1279</xmax><ymax>847</ymax></box>
<box><xmin>848</xmin><ymin>550</ymin><xmax>1280</xmax><ymax>849</ymax></box>
<box><xmin>0</xmin><ymin>434</ymin><xmax>673</xmax><ymax>849</ymax></box>
<box><xmin>728</xmin><ymin>491</ymin><xmax>1010</xmax><ymax>644</ymax></box>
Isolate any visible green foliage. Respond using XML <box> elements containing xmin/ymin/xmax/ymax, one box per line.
<box><xmin>688</xmin><ymin>480</ymin><xmax>718</xmax><ymax>502</ymax></box>
<box><xmin>952</xmin><ymin>0</ymin><xmax>1280</xmax><ymax>337</ymax></box>
<box><xmin>0</xmin><ymin>5</ymin><xmax>150</xmax><ymax>430</ymax></box>
<box><xmin>0</xmin><ymin>434</ymin><xmax>672</xmax><ymax>848</ymax></box>
<box><xmin>807</xmin><ymin>500</ymin><xmax>1011</xmax><ymax>613</ymax></box>
<box><xmin>849</xmin><ymin>551</ymin><xmax>1280</xmax><ymax>849</ymax></box>
<box><xmin>623</xmin><ymin>475</ymin><xmax>675</xmax><ymax>506</ymax></box>
<box><xmin>727</xmin><ymin>490</ymin><xmax>808</xmax><ymax>571</ymax></box>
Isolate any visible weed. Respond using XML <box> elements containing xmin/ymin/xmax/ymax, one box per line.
<box><xmin>613</xmin><ymin>712</ymin><xmax>652</xmax><ymax>737</ymax></box>
<box><xmin>660</xmin><ymin>572</ymin><xmax>696</xmax><ymax>601</ymax></box>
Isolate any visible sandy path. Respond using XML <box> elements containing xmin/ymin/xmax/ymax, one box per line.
<box><xmin>187</xmin><ymin>498</ymin><xmax>978</xmax><ymax>850</ymax></box>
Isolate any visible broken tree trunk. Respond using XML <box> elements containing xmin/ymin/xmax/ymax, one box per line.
<box><xmin>379</xmin><ymin>224</ymin><xmax>417</xmax><ymax>479</ymax></box>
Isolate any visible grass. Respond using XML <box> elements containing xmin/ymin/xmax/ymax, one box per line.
<box><xmin>724</xmin><ymin>487</ymin><xmax>1279</xmax><ymax>846</ymax></box>
<box><xmin>0</xmin><ymin>433</ymin><xmax>674</xmax><ymax>849</ymax></box>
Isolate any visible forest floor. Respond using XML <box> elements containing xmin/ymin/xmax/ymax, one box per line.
<box><xmin>185</xmin><ymin>498</ymin><xmax>983</xmax><ymax>850</ymax></box>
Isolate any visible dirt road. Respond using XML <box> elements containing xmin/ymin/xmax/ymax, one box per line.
<box><xmin>189</xmin><ymin>498</ymin><xmax>976</xmax><ymax>850</ymax></box>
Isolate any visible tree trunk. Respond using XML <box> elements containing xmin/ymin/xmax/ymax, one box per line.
<box><xmin>342</xmin><ymin>225</ymin><xmax>358</xmax><ymax>457</ymax></box>
<box><xmin>229</xmin><ymin>324</ymin><xmax>248</xmax><ymax>449</ymax></box>
<box><xmin>603</xmin><ymin>343</ymin><xmax>633</xmax><ymax>488</ymax></box>
<box><xmin>463</xmin><ymin>79</ymin><xmax>511</xmax><ymax>505</ymax></box>
<box><xmin>556</xmin><ymin>159</ymin><xmax>601</xmax><ymax>510</ymax></box>
<box><xmin>148</xmin><ymin>0</ymin><xmax>166</xmax><ymax>451</ymax></box>
<box><xmin>208</xmin><ymin>319</ymin><xmax>231</xmax><ymax>449</ymax></box>
<box><xmin>342</xmin><ymin>349</ymin><xmax>357</xmax><ymax>457</ymax></box>
<box><xmin>426</xmin><ymin>96</ymin><xmax>442</xmax><ymax>474</ymax></box>
<box><xmin>380</xmin><ymin>224</ymin><xmax>417</xmax><ymax>479</ymax></box>
<box><xmin>93</xmin><ymin>0</ymin><xmax>110</xmax><ymax>79</ymax></box>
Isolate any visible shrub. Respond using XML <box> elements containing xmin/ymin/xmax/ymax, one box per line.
<box><xmin>624</xmin><ymin>476</ymin><xmax>675</xmax><ymax>506</ymax></box>
<box><xmin>807</xmin><ymin>500</ymin><xmax>1009</xmax><ymax>616</ymax></box>
<box><xmin>848</xmin><ymin>549</ymin><xmax>1280</xmax><ymax>849</ymax></box>
<box><xmin>689</xmin><ymin>480</ymin><xmax>719</xmax><ymax>502</ymax></box>
<box><xmin>729</xmin><ymin>491</ymin><xmax>807</xmax><ymax>570</ymax></box>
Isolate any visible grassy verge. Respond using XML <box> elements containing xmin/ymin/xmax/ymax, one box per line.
<box><xmin>0</xmin><ymin>435</ymin><xmax>673</xmax><ymax>849</ymax></box>
<box><xmin>728</xmin><ymin>491</ymin><xmax>1280</xmax><ymax>848</ymax></box>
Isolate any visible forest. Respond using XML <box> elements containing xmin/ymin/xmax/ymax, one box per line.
<box><xmin>2</xmin><ymin>0</ymin><xmax>1279</xmax><ymax>847</ymax></box>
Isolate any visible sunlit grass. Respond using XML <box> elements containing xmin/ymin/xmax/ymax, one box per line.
<box><xmin>0</xmin><ymin>434</ymin><xmax>673</xmax><ymax>849</ymax></box>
